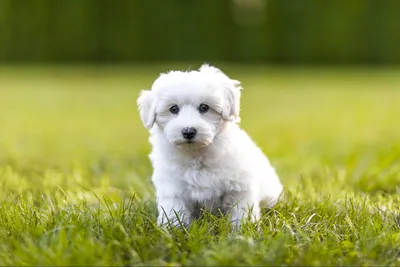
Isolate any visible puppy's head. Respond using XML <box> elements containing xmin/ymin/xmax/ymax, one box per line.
<box><xmin>137</xmin><ymin>64</ymin><xmax>242</xmax><ymax>148</ymax></box>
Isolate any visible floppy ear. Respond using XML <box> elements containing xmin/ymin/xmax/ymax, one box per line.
<box><xmin>199</xmin><ymin>64</ymin><xmax>243</xmax><ymax>123</ymax></box>
<box><xmin>137</xmin><ymin>90</ymin><xmax>156</xmax><ymax>129</ymax></box>
<box><xmin>221</xmin><ymin>79</ymin><xmax>242</xmax><ymax>123</ymax></box>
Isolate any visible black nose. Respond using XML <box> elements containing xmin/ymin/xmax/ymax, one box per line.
<box><xmin>182</xmin><ymin>127</ymin><xmax>197</xmax><ymax>139</ymax></box>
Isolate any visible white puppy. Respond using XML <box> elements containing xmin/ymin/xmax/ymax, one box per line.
<box><xmin>137</xmin><ymin>64</ymin><xmax>283</xmax><ymax>227</ymax></box>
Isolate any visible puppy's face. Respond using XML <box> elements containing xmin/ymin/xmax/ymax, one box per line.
<box><xmin>155</xmin><ymin>85</ymin><xmax>225</xmax><ymax>148</ymax></box>
<box><xmin>137</xmin><ymin>64</ymin><xmax>242</xmax><ymax>149</ymax></box>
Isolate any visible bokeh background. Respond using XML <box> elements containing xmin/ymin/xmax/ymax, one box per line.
<box><xmin>1</xmin><ymin>0</ymin><xmax>400</xmax><ymax>193</ymax></box>
<box><xmin>1</xmin><ymin>0</ymin><xmax>400</xmax><ymax>191</ymax></box>
<box><xmin>1</xmin><ymin>0</ymin><xmax>400</xmax><ymax>64</ymax></box>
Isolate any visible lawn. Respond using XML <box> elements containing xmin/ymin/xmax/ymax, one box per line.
<box><xmin>0</xmin><ymin>65</ymin><xmax>399</xmax><ymax>265</ymax></box>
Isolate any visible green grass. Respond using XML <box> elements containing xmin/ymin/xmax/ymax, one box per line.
<box><xmin>0</xmin><ymin>65</ymin><xmax>400</xmax><ymax>266</ymax></box>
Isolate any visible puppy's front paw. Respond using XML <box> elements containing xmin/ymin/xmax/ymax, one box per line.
<box><xmin>231</xmin><ymin>218</ymin><xmax>243</xmax><ymax>231</ymax></box>
<box><xmin>157</xmin><ymin>196</ymin><xmax>192</xmax><ymax>228</ymax></box>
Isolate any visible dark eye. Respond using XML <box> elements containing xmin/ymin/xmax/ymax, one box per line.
<box><xmin>170</xmin><ymin>105</ymin><xmax>179</xmax><ymax>114</ymax></box>
<box><xmin>198</xmin><ymin>103</ymin><xmax>209</xmax><ymax>113</ymax></box>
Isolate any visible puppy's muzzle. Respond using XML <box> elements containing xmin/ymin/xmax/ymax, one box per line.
<box><xmin>182</xmin><ymin>127</ymin><xmax>197</xmax><ymax>140</ymax></box>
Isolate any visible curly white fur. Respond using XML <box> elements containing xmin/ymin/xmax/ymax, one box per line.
<box><xmin>137</xmin><ymin>64</ymin><xmax>283</xmax><ymax>227</ymax></box>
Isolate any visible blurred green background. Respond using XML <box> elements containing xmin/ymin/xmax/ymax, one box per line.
<box><xmin>1</xmin><ymin>0</ymin><xmax>400</xmax><ymax>64</ymax></box>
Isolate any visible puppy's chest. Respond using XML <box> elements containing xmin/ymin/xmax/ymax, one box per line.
<box><xmin>177</xmin><ymin>158</ymin><xmax>246</xmax><ymax>200</ymax></box>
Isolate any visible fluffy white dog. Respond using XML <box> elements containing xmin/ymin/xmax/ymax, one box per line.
<box><xmin>137</xmin><ymin>64</ymin><xmax>283</xmax><ymax>227</ymax></box>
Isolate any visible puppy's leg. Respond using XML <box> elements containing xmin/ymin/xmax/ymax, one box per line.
<box><xmin>157</xmin><ymin>196</ymin><xmax>192</xmax><ymax>227</ymax></box>
<box><xmin>222</xmin><ymin>191</ymin><xmax>260</xmax><ymax>228</ymax></box>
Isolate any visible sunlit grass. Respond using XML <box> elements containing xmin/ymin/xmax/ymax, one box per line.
<box><xmin>0</xmin><ymin>65</ymin><xmax>399</xmax><ymax>265</ymax></box>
